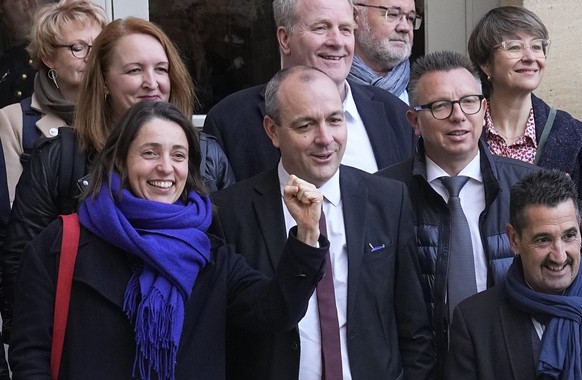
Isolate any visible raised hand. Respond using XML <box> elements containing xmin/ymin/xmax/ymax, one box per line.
<box><xmin>283</xmin><ymin>175</ymin><xmax>323</xmax><ymax>247</ymax></box>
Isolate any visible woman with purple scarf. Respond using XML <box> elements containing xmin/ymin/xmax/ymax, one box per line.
<box><xmin>8</xmin><ymin>101</ymin><xmax>329</xmax><ymax>380</ymax></box>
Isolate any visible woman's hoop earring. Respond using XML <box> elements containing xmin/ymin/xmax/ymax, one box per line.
<box><xmin>48</xmin><ymin>68</ymin><xmax>59</xmax><ymax>89</ymax></box>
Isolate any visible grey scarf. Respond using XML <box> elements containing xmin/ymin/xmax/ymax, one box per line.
<box><xmin>33</xmin><ymin>68</ymin><xmax>75</xmax><ymax>125</ymax></box>
<box><xmin>348</xmin><ymin>55</ymin><xmax>410</xmax><ymax>99</ymax></box>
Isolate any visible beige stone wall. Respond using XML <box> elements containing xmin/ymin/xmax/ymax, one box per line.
<box><xmin>502</xmin><ymin>0</ymin><xmax>582</xmax><ymax>119</ymax></box>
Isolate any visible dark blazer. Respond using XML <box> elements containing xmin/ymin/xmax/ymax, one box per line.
<box><xmin>212</xmin><ymin>165</ymin><xmax>435</xmax><ymax>380</ymax></box>
<box><xmin>203</xmin><ymin>80</ymin><xmax>416</xmax><ymax>181</ymax></box>
<box><xmin>445</xmin><ymin>283</ymin><xmax>537</xmax><ymax>380</ymax></box>
<box><xmin>9</xmin><ymin>218</ymin><xmax>328</xmax><ymax>379</ymax></box>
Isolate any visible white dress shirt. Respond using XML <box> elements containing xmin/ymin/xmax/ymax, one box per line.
<box><xmin>341</xmin><ymin>81</ymin><xmax>378</xmax><ymax>174</ymax></box>
<box><xmin>278</xmin><ymin>162</ymin><xmax>352</xmax><ymax>380</ymax></box>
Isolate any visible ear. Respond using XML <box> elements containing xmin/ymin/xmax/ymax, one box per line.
<box><xmin>480</xmin><ymin>63</ymin><xmax>492</xmax><ymax>79</ymax></box>
<box><xmin>42</xmin><ymin>55</ymin><xmax>55</xmax><ymax>71</ymax></box>
<box><xmin>263</xmin><ymin>115</ymin><xmax>281</xmax><ymax>149</ymax></box>
<box><xmin>276</xmin><ymin>26</ymin><xmax>291</xmax><ymax>56</ymax></box>
<box><xmin>406</xmin><ymin>109</ymin><xmax>422</xmax><ymax>137</ymax></box>
<box><xmin>505</xmin><ymin>223</ymin><xmax>520</xmax><ymax>256</ymax></box>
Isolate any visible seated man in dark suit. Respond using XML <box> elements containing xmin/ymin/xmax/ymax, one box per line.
<box><xmin>213</xmin><ymin>65</ymin><xmax>434</xmax><ymax>380</ymax></box>
<box><xmin>446</xmin><ymin>169</ymin><xmax>582</xmax><ymax>380</ymax></box>
<box><xmin>376</xmin><ymin>50</ymin><xmax>538</xmax><ymax>376</ymax></box>
<box><xmin>203</xmin><ymin>0</ymin><xmax>415</xmax><ymax>181</ymax></box>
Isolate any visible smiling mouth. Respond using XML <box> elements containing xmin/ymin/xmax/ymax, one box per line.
<box><xmin>448</xmin><ymin>130</ymin><xmax>468</xmax><ymax>136</ymax></box>
<box><xmin>313</xmin><ymin>151</ymin><xmax>334</xmax><ymax>160</ymax></box>
<box><xmin>321</xmin><ymin>55</ymin><xmax>343</xmax><ymax>61</ymax></box>
<box><xmin>148</xmin><ymin>180</ymin><xmax>173</xmax><ymax>189</ymax></box>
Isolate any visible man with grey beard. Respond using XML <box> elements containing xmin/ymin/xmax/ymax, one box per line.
<box><xmin>349</xmin><ymin>0</ymin><xmax>421</xmax><ymax>104</ymax></box>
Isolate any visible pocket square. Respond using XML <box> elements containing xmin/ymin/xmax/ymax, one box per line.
<box><xmin>368</xmin><ymin>243</ymin><xmax>386</xmax><ymax>253</ymax></box>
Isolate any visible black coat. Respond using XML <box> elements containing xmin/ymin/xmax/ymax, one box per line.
<box><xmin>203</xmin><ymin>80</ymin><xmax>416</xmax><ymax>181</ymax></box>
<box><xmin>212</xmin><ymin>165</ymin><xmax>435</xmax><ymax>380</ymax></box>
<box><xmin>9</xmin><ymin>218</ymin><xmax>327</xmax><ymax>379</ymax></box>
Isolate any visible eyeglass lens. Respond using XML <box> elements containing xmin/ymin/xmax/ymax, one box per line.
<box><xmin>385</xmin><ymin>8</ymin><xmax>422</xmax><ymax>30</ymax></box>
<box><xmin>501</xmin><ymin>40</ymin><xmax>549</xmax><ymax>58</ymax></box>
<box><xmin>431</xmin><ymin>96</ymin><xmax>483</xmax><ymax>120</ymax></box>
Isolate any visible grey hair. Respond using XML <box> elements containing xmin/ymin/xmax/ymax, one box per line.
<box><xmin>273</xmin><ymin>0</ymin><xmax>353</xmax><ymax>32</ymax></box>
<box><xmin>264</xmin><ymin>65</ymin><xmax>331</xmax><ymax>125</ymax></box>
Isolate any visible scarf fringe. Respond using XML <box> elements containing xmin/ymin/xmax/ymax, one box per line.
<box><xmin>126</xmin><ymin>282</ymin><xmax>179</xmax><ymax>380</ymax></box>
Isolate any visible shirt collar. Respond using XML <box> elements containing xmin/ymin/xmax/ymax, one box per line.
<box><xmin>277</xmin><ymin>161</ymin><xmax>341</xmax><ymax>207</ymax></box>
<box><xmin>426</xmin><ymin>151</ymin><xmax>483</xmax><ymax>184</ymax></box>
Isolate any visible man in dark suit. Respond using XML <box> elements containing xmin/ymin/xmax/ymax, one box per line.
<box><xmin>213</xmin><ymin>65</ymin><xmax>433</xmax><ymax>380</ymax></box>
<box><xmin>445</xmin><ymin>169</ymin><xmax>582</xmax><ymax>380</ymax></box>
<box><xmin>376</xmin><ymin>51</ymin><xmax>538</xmax><ymax>377</ymax></box>
<box><xmin>203</xmin><ymin>0</ymin><xmax>415</xmax><ymax>182</ymax></box>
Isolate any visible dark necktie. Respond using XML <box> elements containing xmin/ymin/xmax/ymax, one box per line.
<box><xmin>317</xmin><ymin>208</ymin><xmax>343</xmax><ymax>379</ymax></box>
<box><xmin>441</xmin><ymin>176</ymin><xmax>477</xmax><ymax>320</ymax></box>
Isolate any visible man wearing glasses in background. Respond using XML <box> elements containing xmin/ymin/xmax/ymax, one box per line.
<box><xmin>376</xmin><ymin>50</ymin><xmax>538</xmax><ymax>377</ymax></box>
<box><xmin>349</xmin><ymin>0</ymin><xmax>421</xmax><ymax>104</ymax></box>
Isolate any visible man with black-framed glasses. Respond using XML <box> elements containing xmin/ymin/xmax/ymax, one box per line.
<box><xmin>349</xmin><ymin>0</ymin><xmax>421</xmax><ymax>104</ymax></box>
<box><xmin>376</xmin><ymin>50</ymin><xmax>538</xmax><ymax>378</ymax></box>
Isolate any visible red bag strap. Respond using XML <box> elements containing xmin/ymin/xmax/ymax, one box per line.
<box><xmin>50</xmin><ymin>214</ymin><xmax>80</xmax><ymax>380</ymax></box>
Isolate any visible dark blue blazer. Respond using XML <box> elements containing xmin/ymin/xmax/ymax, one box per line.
<box><xmin>203</xmin><ymin>80</ymin><xmax>416</xmax><ymax>181</ymax></box>
<box><xmin>211</xmin><ymin>165</ymin><xmax>435</xmax><ymax>380</ymax></box>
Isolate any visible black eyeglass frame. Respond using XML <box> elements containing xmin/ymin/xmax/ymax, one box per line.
<box><xmin>413</xmin><ymin>95</ymin><xmax>485</xmax><ymax>120</ymax></box>
<box><xmin>354</xmin><ymin>3</ymin><xmax>423</xmax><ymax>30</ymax></box>
<box><xmin>54</xmin><ymin>41</ymin><xmax>93</xmax><ymax>59</ymax></box>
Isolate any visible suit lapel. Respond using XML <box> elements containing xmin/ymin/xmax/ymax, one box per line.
<box><xmin>499</xmin><ymin>303</ymin><xmax>537</xmax><ymax>379</ymax></box>
<box><xmin>253</xmin><ymin>170</ymin><xmax>287</xmax><ymax>272</ymax></box>
<box><xmin>339</xmin><ymin>166</ymin><xmax>367</xmax><ymax>317</ymax></box>
<box><xmin>349</xmin><ymin>81</ymin><xmax>403</xmax><ymax>168</ymax></box>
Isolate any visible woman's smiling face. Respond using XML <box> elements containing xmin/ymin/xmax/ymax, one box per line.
<box><xmin>126</xmin><ymin>117</ymin><xmax>188</xmax><ymax>204</ymax></box>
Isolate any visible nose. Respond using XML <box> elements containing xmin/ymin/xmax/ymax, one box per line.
<box><xmin>520</xmin><ymin>45</ymin><xmax>537</xmax><ymax>61</ymax></box>
<box><xmin>315</xmin><ymin>124</ymin><xmax>334</xmax><ymax>146</ymax></box>
<box><xmin>448</xmin><ymin>102</ymin><xmax>466</xmax><ymax>121</ymax></box>
<box><xmin>549</xmin><ymin>239</ymin><xmax>568</xmax><ymax>263</ymax></box>
<box><xmin>156</xmin><ymin>155</ymin><xmax>173</xmax><ymax>174</ymax></box>
<box><xmin>395</xmin><ymin>15</ymin><xmax>412</xmax><ymax>33</ymax></box>
<box><xmin>326</xmin><ymin>28</ymin><xmax>342</xmax><ymax>47</ymax></box>
<box><xmin>142</xmin><ymin>69</ymin><xmax>158</xmax><ymax>89</ymax></box>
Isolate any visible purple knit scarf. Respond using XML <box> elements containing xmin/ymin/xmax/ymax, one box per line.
<box><xmin>78</xmin><ymin>173</ymin><xmax>212</xmax><ymax>380</ymax></box>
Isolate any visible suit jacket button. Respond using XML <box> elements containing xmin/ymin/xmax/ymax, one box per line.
<box><xmin>15</xmin><ymin>91</ymin><xmax>22</xmax><ymax>97</ymax></box>
<box><xmin>291</xmin><ymin>341</ymin><xmax>299</xmax><ymax>351</ymax></box>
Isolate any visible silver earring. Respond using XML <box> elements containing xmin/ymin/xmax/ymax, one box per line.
<box><xmin>48</xmin><ymin>68</ymin><xmax>59</xmax><ymax>89</ymax></box>
<box><xmin>487</xmin><ymin>75</ymin><xmax>491</xmax><ymax>81</ymax></box>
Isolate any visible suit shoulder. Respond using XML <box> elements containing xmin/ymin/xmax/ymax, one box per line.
<box><xmin>349</xmin><ymin>80</ymin><xmax>408</xmax><ymax>109</ymax></box>
<box><xmin>206</xmin><ymin>84</ymin><xmax>265</xmax><ymax>115</ymax></box>
<box><xmin>212</xmin><ymin>170</ymin><xmax>273</xmax><ymax>204</ymax></box>
<box><xmin>342</xmin><ymin>166</ymin><xmax>408</xmax><ymax>194</ymax></box>
<box><xmin>492</xmin><ymin>155</ymin><xmax>539</xmax><ymax>176</ymax></box>
<box><xmin>456</xmin><ymin>283</ymin><xmax>506</xmax><ymax>318</ymax></box>
<box><xmin>375</xmin><ymin>159</ymin><xmax>414</xmax><ymax>180</ymax></box>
